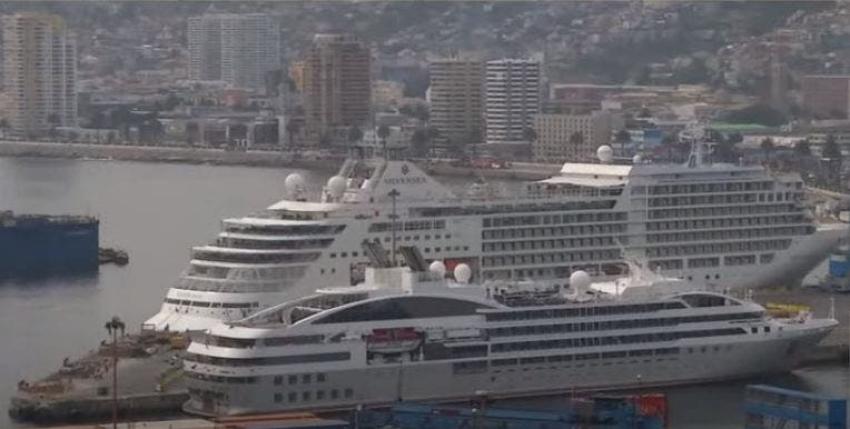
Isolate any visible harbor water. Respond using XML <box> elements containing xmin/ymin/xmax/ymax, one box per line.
<box><xmin>0</xmin><ymin>157</ymin><xmax>847</xmax><ymax>428</ymax></box>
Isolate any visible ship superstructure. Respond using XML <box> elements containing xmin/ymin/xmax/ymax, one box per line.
<box><xmin>181</xmin><ymin>247</ymin><xmax>837</xmax><ymax>416</ymax></box>
<box><xmin>146</xmin><ymin>145</ymin><xmax>846</xmax><ymax>331</ymax></box>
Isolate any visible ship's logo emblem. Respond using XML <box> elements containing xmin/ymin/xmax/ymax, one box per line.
<box><xmin>401</xmin><ymin>164</ymin><xmax>409</xmax><ymax>175</ymax></box>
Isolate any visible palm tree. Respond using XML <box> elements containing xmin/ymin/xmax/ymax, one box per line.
<box><xmin>425</xmin><ymin>127</ymin><xmax>440</xmax><ymax>158</ymax></box>
<box><xmin>347</xmin><ymin>126</ymin><xmax>363</xmax><ymax>156</ymax></box>
<box><xmin>760</xmin><ymin>137</ymin><xmax>775</xmax><ymax>163</ymax></box>
<box><xmin>285</xmin><ymin>119</ymin><xmax>301</xmax><ymax>149</ymax></box>
<box><xmin>569</xmin><ymin>131</ymin><xmax>584</xmax><ymax>149</ymax></box>
<box><xmin>377</xmin><ymin>125</ymin><xmax>391</xmax><ymax>157</ymax></box>
<box><xmin>823</xmin><ymin>134</ymin><xmax>842</xmax><ymax>188</ymax></box>
<box><xmin>794</xmin><ymin>139</ymin><xmax>812</xmax><ymax>157</ymax></box>
<box><xmin>410</xmin><ymin>129</ymin><xmax>429</xmax><ymax>158</ymax></box>
<box><xmin>104</xmin><ymin>316</ymin><xmax>125</xmax><ymax>429</ymax></box>
<box><xmin>615</xmin><ymin>129</ymin><xmax>631</xmax><ymax>154</ymax></box>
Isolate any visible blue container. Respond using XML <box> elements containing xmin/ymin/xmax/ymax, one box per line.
<box><xmin>0</xmin><ymin>212</ymin><xmax>99</xmax><ymax>278</ymax></box>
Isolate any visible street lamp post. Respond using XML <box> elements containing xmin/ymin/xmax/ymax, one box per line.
<box><xmin>388</xmin><ymin>189</ymin><xmax>400</xmax><ymax>266</ymax></box>
<box><xmin>104</xmin><ymin>316</ymin><xmax>125</xmax><ymax>429</ymax></box>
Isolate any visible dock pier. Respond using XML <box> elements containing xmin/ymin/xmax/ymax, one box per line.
<box><xmin>8</xmin><ymin>330</ymin><xmax>189</xmax><ymax>424</ymax></box>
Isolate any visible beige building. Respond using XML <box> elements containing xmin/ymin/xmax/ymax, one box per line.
<box><xmin>532</xmin><ymin>111</ymin><xmax>612</xmax><ymax>162</ymax></box>
<box><xmin>2</xmin><ymin>13</ymin><xmax>77</xmax><ymax>137</ymax></box>
<box><xmin>428</xmin><ymin>59</ymin><xmax>484</xmax><ymax>145</ymax></box>
<box><xmin>302</xmin><ymin>34</ymin><xmax>371</xmax><ymax>146</ymax></box>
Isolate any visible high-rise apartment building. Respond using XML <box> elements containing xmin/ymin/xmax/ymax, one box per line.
<box><xmin>485</xmin><ymin>59</ymin><xmax>540</xmax><ymax>145</ymax></box>
<box><xmin>188</xmin><ymin>13</ymin><xmax>280</xmax><ymax>91</ymax></box>
<box><xmin>428</xmin><ymin>59</ymin><xmax>484</xmax><ymax>146</ymax></box>
<box><xmin>2</xmin><ymin>13</ymin><xmax>77</xmax><ymax>137</ymax></box>
<box><xmin>532</xmin><ymin>111</ymin><xmax>612</xmax><ymax>163</ymax></box>
<box><xmin>302</xmin><ymin>34</ymin><xmax>371</xmax><ymax>146</ymax></box>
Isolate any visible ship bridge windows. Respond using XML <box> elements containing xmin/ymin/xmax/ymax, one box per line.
<box><xmin>224</xmin><ymin>224</ymin><xmax>345</xmax><ymax>236</ymax></box>
<box><xmin>218</xmin><ymin>237</ymin><xmax>334</xmax><ymax>250</ymax></box>
<box><xmin>312</xmin><ymin>296</ymin><xmax>494</xmax><ymax>324</ymax></box>
<box><xmin>677</xmin><ymin>293</ymin><xmax>742</xmax><ymax>308</ymax></box>
<box><xmin>185</xmin><ymin>351</ymin><xmax>351</xmax><ymax>367</ymax></box>
<box><xmin>193</xmin><ymin>251</ymin><xmax>321</xmax><ymax>264</ymax></box>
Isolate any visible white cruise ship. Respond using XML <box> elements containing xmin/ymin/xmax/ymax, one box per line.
<box><xmin>181</xmin><ymin>247</ymin><xmax>837</xmax><ymax>416</ymax></box>
<box><xmin>145</xmin><ymin>144</ymin><xmax>846</xmax><ymax>332</ymax></box>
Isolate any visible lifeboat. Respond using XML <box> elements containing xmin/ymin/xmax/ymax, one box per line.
<box><xmin>366</xmin><ymin>327</ymin><xmax>422</xmax><ymax>354</ymax></box>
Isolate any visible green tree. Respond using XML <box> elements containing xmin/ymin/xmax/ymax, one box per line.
<box><xmin>569</xmin><ymin>131</ymin><xmax>584</xmax><ymax>148</ymax></box>
<box><xmin>377</xmin><ymin>125</ymin><xmax>391</xmax><ymax>156</ymax></box>
<box><xmin>285</xmin><ymin>120</ymin><xmax>301</xmax><ymax>148</ymax></box>
<box><xmin>794</xmin><ymin>139</ymin><xmax>812</xmax><ymax>157</ymax></box>
<box><xmin>823</xmin><ymin>134</ymin><xmax>841</xmax><ymax>160</ymax></box>
<box><xmin>760</xmin><ymin>137</ymin><xmax>775</xmax><ymax>162</ymax></box>
<box><xmin>615</xmin><ymin>129</ymin><xmax>631</xmax><ymax>153</ymax></box>
<box><xmin>318</xmin><ymin>132</ymin><xmax>332</xmax><ymax>148</ymax></box>
<box><xmin>410</xmin><ymin>129</ymin><xmax>429</xmax><ymax>158</ymax></box>
<box><xmin>523</xmin><ymin>127</ymin><xmax>537</xmax><ymax>143</ymax></box>
<box><xmin>347</xmin><ymin>126</ymin><xmax>363</xmax><ymax>150</ymax></box>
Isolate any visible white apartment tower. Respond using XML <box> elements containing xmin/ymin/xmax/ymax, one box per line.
<box><xmin>2</xmin><ymin>13</ymin><xmax>77</xmax><ymax>137</ymax></box>
<box><xmin>428</xmin><ymin>59</ymin><xmax>484</xmax><ymax>146</ymax></box>
<box><xmin>485</xmin><ymin>59</ymin><xmax>540</xmax><ymax>145</ymax></box>
<box><xmin>188</xmin><ymin>13</ymin><xmax>280</xmax><ymax>91</ymax></box>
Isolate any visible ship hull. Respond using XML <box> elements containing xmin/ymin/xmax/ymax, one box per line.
<box><xmin>183</xmin><ymin>322</ymin><xmax>833</xmax><ymax>417</ymax></box>
<box><xmin>0</xmin><ymin>216</ymin><xmax>99</xmax><ymax>278</ymax></box>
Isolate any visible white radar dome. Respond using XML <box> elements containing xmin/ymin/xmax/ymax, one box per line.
<box><xmin>284</xmin><ymin>173</ymin><xmax>305</xmax><ymax>198</ymax></box>
<box><xmin>569</xmin><ymin>270</ymin><xmax>591</xmax><ymax>293</ymax></box>
<box><xmin>327</xmin><ymin>175</ymin><xmax>347</xmax><ymax>199</ymax></box>
<box><xmin>632</xmin><ymin>154</ymin><xmax>643</xmax><ymax>164</ymax></box>
<box><xmin>454</xmin><ymin>263</ymin><xmax>472</xmax><ymax>284</ymax></box>
<box><xmin>429</xmin><ymin>260</ymin><xmax>447</xmax><ymax>277</ymax></box>
<box><xmin>597</xmin><ymin>145</ymin><xmax>614</xmax><ymax>163</ymax></box>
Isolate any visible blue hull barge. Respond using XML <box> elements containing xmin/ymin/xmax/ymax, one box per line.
<box><xmin>0</xmin><ymin>211</ymin><xmax>99</xmax><ymax>278</ymax></box>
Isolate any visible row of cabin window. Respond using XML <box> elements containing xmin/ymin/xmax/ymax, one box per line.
<box><xmin>649</xmin><ymin>192</ymin><xmax>799</xmax><ymax>208</ymax></box>
<box><xmin>485</xmin><ymin>301</ymin><xmax>685</xmax><ymax>322</ymax></box>
<box><xmin>487</xmin><ymin>312</ymin><xmax>762</xmax><ymax>337</ymax></box>
<box><xmin>489</xmin><ymin>328</ymin><xmax>745</xmax><ymax>353</ymax></box>
<box><xmin>482</xmin><ymin>224</ymin><xmax>626</xmax><ymax>241</ymax></box>
<box><xmin>416</xmin><ymin>200</ymin><xmax>616</xmax><ymax>218</ymax></box>
<box><xmin>649</xmin><ymin>203</ymin><xmax>800</xmax><ymax>220</ymax></box>
<box><xmin>647</xmin><ymin>239</ymin><xmax>792</xmax><ymax>259</ymax></box>
<box><xmin>274</xmin><ymin>388</ymin><xmax>353</xmax><ymax>404</ymax></box>
<box><xmin>644</xmin><ymin>181</ymin><xmax>775</xmax><ymax>195</ymax></box>
<box><xmin>185</xmin><ymin>351</ymin><xmax>351</xmax><ymax>367</ymax></box>
<box><xmin>273</xmin><ymin>372</ymin><xmax>326</xmax><ymax>385</ymax></box>
<box><xmin>483</xmin><ymin>236</ymin><xmax>620</xmax><ymax>253</ymax></box>
<box><xmin>491</xmin><ymin>347</ymin><xmax>681</xmax><ymax>366</ymax></box>
<box><xmin>648</xmin><ymin>225</ymin><xmax>810</xmax><ymax>244</ymax></box>
<box><xmin>647</xmin><ymin>214</ymin><xmax>805</xmax><ymax>232</ymax></box>
<box><xmin>484</xmin><ymin>211</ymin><xmax>627</xmax><ymax>228</ymax></box>
<box><xmin>481</xmin><ymin>249</ymin><xmax>620</xmax><ymax>268</ymax></box>
<box><xmin>164</xmin><ymin>298</ymin><xmax>259</xmax><ymax>309</ymax></box>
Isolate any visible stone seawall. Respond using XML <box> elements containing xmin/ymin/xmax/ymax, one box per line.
<box><xmin>0</xmin><ymin>141</ymin><xmax>338</xmax><ymax>171</ymax></box>
<box><xmin>0</xmin><ymin>141</ymin><xmax>560</xmax><ymax>180</ymax></box>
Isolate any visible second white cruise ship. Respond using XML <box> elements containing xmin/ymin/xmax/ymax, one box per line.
<box><xmin>181</xmin><ymin>246</ymin><xmax>837</xmax><ymax>416</ymax></box>
<box><xmin>145</xmin><ymin>144</ymin><xmax>846</xmax><ymax>331</ymax></box>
